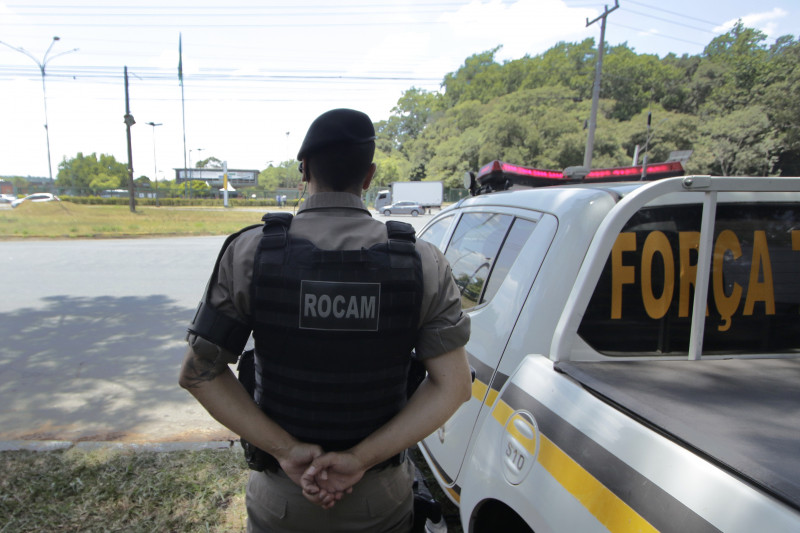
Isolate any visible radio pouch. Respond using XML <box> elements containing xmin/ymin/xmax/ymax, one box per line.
<box><xmin>237</xmin><ymin>349</ymin><xmax>269</xmax><ymax>472</ymax></box>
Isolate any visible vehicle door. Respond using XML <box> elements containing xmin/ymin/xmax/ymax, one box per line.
<box><xmin>417</xmin><ymin>206</ymin><xmax>557</xmax><ymax>492</ymax></box>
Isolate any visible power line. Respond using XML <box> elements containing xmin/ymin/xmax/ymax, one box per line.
<box><xmin>622</xmin><ymin>8</ymin><xmax>717</xmax><ymax>35</ymax></box>
<box><xmin>622</xmin><ymin>0</ymin><xmax>723</xmax><ymax>27</ymax></box>
<box><xmin>0</xmin><ymin>64</ymin><xmax>442</xmax><ymax>83</ymax></box>
<box><xmin>613</xmin><ymin>23</ymin><xmax>708</xmax><ymax>48</ymax></box>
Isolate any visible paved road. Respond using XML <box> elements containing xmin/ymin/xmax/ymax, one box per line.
<box><xmin>0</xmin><ymin>212</ymin><xmax>436</xmax><ymax>444</ymax></box>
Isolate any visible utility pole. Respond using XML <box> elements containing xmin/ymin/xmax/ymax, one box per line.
<box><xmin>583</xmin><ymin>0</ymin><xmax>619</xmax><ymax>171</ymax></box>
<box><xmin>123</xmin><ymin>66</ymin><xmax>136</xmax><ymax>213</ymax></box>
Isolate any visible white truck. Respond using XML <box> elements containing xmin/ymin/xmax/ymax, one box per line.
<box><xmin>374</xmin><ymin>181</ymin><xmax>444</xmax><ymax>212</ymax></box>
<box><xmin>415</xmin><ymin>170</ymin><xmax>800</xmax><ymax>533</ymax></box>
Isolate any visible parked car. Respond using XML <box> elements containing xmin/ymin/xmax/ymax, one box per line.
<box><xmin>10</xmin><ymin>193</ymin><xmax>60</xmax><ymax>208</ymax></box>
<box><xmin>381</xmin><ymin>200</ymin><xmax>423</xmax><ymax>216</ymax></box>
<box><xmin>0</xmin><ymin>194</ymin><xmax>17</xmax><ymax>204</ymax></box>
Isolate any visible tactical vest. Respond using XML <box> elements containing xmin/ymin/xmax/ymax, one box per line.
<box><xmin>250</xmin><ymin>213</ymin><xmax>423</xmax><ymax>451</ymax></box>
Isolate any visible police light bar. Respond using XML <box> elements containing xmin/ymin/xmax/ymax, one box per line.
<box><xmin>478</xmin><ymin>161</ymin><xmax>564</xmax><ymax>180</ymax></box>
<box><xmin>473</xmin><ymin>160</ymin><xmax>685</xmax><ymax>194</ymax></box>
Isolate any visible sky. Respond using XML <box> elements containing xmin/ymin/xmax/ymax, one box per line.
<box><xmin>0</xmin><ymin>0</ymin><xmax>797</xmax><ymax>182</ymax></box>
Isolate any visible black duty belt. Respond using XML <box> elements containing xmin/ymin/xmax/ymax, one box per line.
<box><xmin>262</xmin><ymin>449</ymin><xmax>407</xmax><ymax>474</ymax></box>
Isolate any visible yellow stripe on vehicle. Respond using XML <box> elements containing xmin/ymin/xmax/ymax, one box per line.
<box><xmin>493</xmin><ymin>399</ymin><xmax>658</xmax><ymax>533</ymax></box>
<box><xmin>484</xmin><ymin>387</ymin><xmax>499</xmax><ymax>407</ymax></box>
<box><xmin>443</xmin><ymin>484</ymin><xmax>461</xmax><ymax>503</ymax></box>
<box><xmin>472</xmin><ymin>378</ymin><xmax>488</xmax><ymax>402</ymax></box>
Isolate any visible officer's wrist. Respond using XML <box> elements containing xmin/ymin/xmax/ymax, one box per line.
<box><xmin>267</xmin><ymin>436</ymin><xmax>301</xmax><ymax>463</ymax></box>
<box><xmin>347</xmin><ymin>445</ymin><xmax>379</xmax><ymax>471</ymax></box>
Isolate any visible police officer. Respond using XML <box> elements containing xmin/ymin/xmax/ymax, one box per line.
<box><xmin>179</xmin><ymin>108</ymin><xmax>471</xmax><ymax>532</ymax></box>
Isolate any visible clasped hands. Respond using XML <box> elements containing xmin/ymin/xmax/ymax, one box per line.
<box><xmin>277</xmin><ymin>442</ymin><xmax>368</xmax><ymax>509</ymax></box>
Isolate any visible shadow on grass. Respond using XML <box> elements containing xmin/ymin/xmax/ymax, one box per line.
<box><xmin>0</xmin><ymin>295</ymin><xmax>231</xmax><ymax>442</ymax></box>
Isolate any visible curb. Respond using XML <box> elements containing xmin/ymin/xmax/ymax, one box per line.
<box><xmin>0</xmin><ymin>440</ymin><xmax>238</xmax><ymax>453</ymax></box>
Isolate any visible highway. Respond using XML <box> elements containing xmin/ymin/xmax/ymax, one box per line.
<box><xmin>0</xmin><ymin>211</ymin><xmax>436</xmax><ymax>444</ymax></box>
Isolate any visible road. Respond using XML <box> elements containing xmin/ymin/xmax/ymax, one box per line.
<box><xmin>0</xmin><ymin>212</ymin><xmax>436</xmax><ymax>444</ymax></box>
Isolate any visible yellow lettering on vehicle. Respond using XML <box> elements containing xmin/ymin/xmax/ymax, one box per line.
<box><xmin>678</xmin><ymin>232</ymin><xmax>700</xmax><ymax>317</ymax></box>
<box><xmin>743</xmin><ymin>231</ymin><xmax>775</xmax><ymax>316</ymax></box>
<box><xmin>612</xmin><ymin>228</ymin><xmax>778</xmax><ymax>331</ymax></box>
<box><xmin>713</xmin><ymin>230</ymin><xmax>743</xmax><ymax>332</ymax></box>
<box><xmin>641</xmin><ymin>231</ymin><xmax>674</xmax><ymax>319</ymax></box>
<box><xmin>611</xmin><ymin>232</ymin><xmax>637</xmax><ymax>319</ymax></box>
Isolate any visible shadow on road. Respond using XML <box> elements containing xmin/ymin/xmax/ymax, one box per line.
<box><xmin>0</xmin><ymin>295</ymin><xmax>235</xmax><ymax>443</ymax></box>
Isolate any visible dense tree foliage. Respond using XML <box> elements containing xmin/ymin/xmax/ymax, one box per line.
<box><xmin>56</xmin><ymin>152</ymin><xmax>128</xmax><ymax>190</ymax></box>
<box><xmin>258</xmin><ymin>160</ymin><xmax>302</xmax><ymax>192</ymax></box>
<box><xmin>376</xmin><ymin>23</ymin><xmax>799</xmax><ymax>188</ymax></box>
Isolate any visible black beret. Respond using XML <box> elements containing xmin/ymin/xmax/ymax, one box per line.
<box><xmin>297</xmin><ymin>108</ymin><xmax>376</xmax><ymax>160</ymax></box>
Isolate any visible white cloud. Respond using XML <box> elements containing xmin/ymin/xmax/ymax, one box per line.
<box><xmin>439</xmin><ymin>0</ymin><xmax>596</xmax><ymax>61</ymax></box>
<box><xmin>714</xmin><ymin>8</ymin><xmax>788</xmax><ymax>39</ymax></box>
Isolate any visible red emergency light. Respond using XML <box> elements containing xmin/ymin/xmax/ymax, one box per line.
<box><xmin>478</xmin><ymin>161</ymin><xmax>563</xmax><ymax>180</ymax></box>
<box><xmin>475</xmin><ymin>160</ymin><xmax>685</xmax><ymax>191</ymax></box>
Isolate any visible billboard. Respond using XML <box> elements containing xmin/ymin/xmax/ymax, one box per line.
<box><xmin>174</xmin><ymin>168</ymin><xmax>258</xmax><ymax>185</ymax></box>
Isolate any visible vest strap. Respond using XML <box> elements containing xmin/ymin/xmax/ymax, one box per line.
<box><xmin>260</xmin><ymin>212</ymin><xmax>293</xmax><ymax>249</ymax></box>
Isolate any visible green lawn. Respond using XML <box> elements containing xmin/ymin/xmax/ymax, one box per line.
<box><xmin>0</xmin><ymin>447</ymin><xmax>249</xmax><ymax>532</ymax></box>
<box><xmin>0</xmin><ymin>202</ymin><xmax>272</xmax><ymax>240</ymax></box>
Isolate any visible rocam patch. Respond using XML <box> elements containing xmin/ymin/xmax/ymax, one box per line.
<box><xmin>299</xmin><ymin>280</ymin><xmax>380</xmax><ymax>331</ymax></box>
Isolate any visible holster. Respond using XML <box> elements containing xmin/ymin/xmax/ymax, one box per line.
<box><xmin>237</xmin><ymin>349</ymin><xmax>270</xmax><ymax>472</ymax></box>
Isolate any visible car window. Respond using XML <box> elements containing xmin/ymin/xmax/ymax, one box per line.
<box><xmin>481</xmin><ymin>218</ymin><xmax>537</xmax><ymax>303</ymax></box>
<box><xmin>444</xmin><ymin>212</ymin><xmax>514</xmax><ymax>310</ymax></box>
<box><xmin>419</xmin><ymin>215</ymin><xmax>454</xmax><ymax>250</ymax></box>
<box><xmin>579</xmin><ymin>203</ymin><xmax>800</xmax><ymax>356</ymax></box>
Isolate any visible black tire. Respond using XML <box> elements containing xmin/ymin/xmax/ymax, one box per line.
<box><xmin>383</xmin><ymin>210</ymin><xmax>391</xmax><ymax>216</ymax></box>
<box><xmin>411</xmin><ymin>210</ymin><xmax>419</xmax><ymax>217</ymax></box>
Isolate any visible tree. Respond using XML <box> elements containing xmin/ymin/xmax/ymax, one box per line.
<box><xmin>366</xmin><ymin>24</ymin><xmax>796</xmax><ymax>179</ymax></box>
<box><xmin>56</xmin><ymin>152</ymin><xmax>128</xmax><ymax>190</ymax></box>
<box><xmin>441</xmin><ymin>47</ymin><xmax>506</xmax><ymax>106</ymax></box>
<box><xmin>760</xmin><ymin>36</ymin><xmax>800</xmax><ymax>175</ymax></box>
<box><xmin>189</xmin><ymin>180</ymin><xmax>211</xmax><ymax>196</ymax></box>
<box><xmin>89</xmin><ymin>173</ymin><xmax>119</xmax><ymax>190</ymax></box>
<box><xmin>692</xmin><ymin>106</ymin><xmax>776</xmax><ymax>176</ymax></box>
<box><xmin>390</xmin><ymin>88</ymin><xmax>443</xmax><ymax>144</ymax></box>
<box><xmin>258</xmin><ymin>161</ymin><xmax>301</xmax><ymax>192</ymax></box>
<box><xmin>602</xmin><ymin>45</ymin><xmax>684</xmax><ymax>121</ymax></box>
<box><xmin>520</xmin><ymin>39</ymin><xmax>596</xmax><ymax>98</ymax></box>
<box><xmin>195</xmin><ymin>156</ymin><xmax>223</xmax><ymax>169</ymax></box>
<box><xmin>702</xmin><ymin>21</ymin><xmax>769</xmax><ymax>112</ymax></box>
<box><xmin>373</xmin><ymin>151</ymin><xmax>410</xmax><ymax>188</ymax></box>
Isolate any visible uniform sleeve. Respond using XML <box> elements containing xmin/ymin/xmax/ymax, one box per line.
<box><xmin>414</xmin><ymin>241</ymin><xmax>471</xmax><ymax>360</ymax></box>
<box><xmin>186</xmin><ymin>228</ymin><xmax>261</xmax><ymax>363</ymax></box>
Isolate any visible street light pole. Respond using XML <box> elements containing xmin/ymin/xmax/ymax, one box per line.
<box><xmin>187</xmin><ymin>148</ymin><xmax>204</xmax><ymax>198</ymax></box>
<box><xmin>0</xmin><ymin>36</ymin><xmax>78</xmax><ymax>181</ymax></box>
<box><xmin>146</xmin><ymin>122</ymin><xmax>162</xmax><ymax>206</ymax></box>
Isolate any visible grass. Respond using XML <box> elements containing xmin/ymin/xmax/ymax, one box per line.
<box><xmin>0</xmin><ymin>446</ymin><xmax>462</xmax><ymax>533</ymax></box>
<box><xmin>0</xmin><ymin>447</ymin><xmax>249</xmax><ymax>533</ymax></box>
<box><xmin>0</xmin><ymin>201</ymin><xmax>270</xmax><ymax>240</ymax></box>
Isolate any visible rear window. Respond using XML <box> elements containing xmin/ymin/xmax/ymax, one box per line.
<box><xmin>579</xmin><ymin>203</ymin><xmax>800</xmax><ymax>355</ymax></box>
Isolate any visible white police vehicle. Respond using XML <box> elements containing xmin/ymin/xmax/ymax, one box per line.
<box><xmin>415</xmin><ymin>160</ymin><xmax>800</xmax><ymax>532</ymax></box>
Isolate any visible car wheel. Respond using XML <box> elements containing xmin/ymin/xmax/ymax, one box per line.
<box><xmin>383</xmin><ymin>210</ymin><xmax>391</xmax><ymax>216</ymax></box>
<box><xmin>411</xmin><ymin>210</ymin><xmax>419</xmax><ymax>217</ymax></box>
